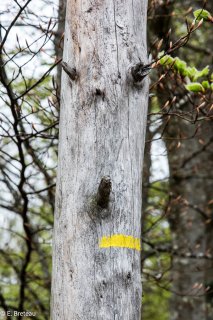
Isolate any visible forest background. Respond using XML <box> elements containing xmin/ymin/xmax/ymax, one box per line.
<box><xmin>0</xmin><ymin>0</ymin><xmax>212</xmax><ymax>319</ymax></box>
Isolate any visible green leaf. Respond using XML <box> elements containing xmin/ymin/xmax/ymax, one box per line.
<box><xmin>174</xmin><ymin>58</ymin><xmax>187</xmax><ymax>74</ymax></box>
<box><xmin>185</xmin><ymin>82</ymin><xmax>204</xmax><ymax>93</ymax></box>
<box><xmin>199</xmin><ymin>66</ymin><xmax>210</xmax><ymax>78</ymax></box>
<box><xmin>159</xmin><ymin>54</ymin><xmax>174</xmax><ymax>66</ymax></box>
<box><xmin>186</xmin><ymin>66</ymin><xmax>209</xmax><ymax>81</ymax></box>
<box><xmin>185</xmin><ymin>67</ymin><xmax>198</xmax><ymax>80</ymax></box>
<box><xmin>193</xmin><ymin>9</ymin><xmax>212</xmax><ymax>21</ymax></box>
<box><xmin>202</xmin><ymin>81</ymin><xmax>210</xmax><ymax>89</ymax></box>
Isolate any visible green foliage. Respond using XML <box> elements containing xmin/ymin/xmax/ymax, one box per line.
<box><xmin>185</xmin><ymin>82</ymin><xmax>204</xmax><ymax>93</ymax></box>
<box><xmin>158</xmin><ymin>53</ymin><xmax>174</xmax><ymax>66</ymax></box>
<box><xmin>202</xmin><ymin>81</ymin><xmax>210</xmax><ymax>90</ymax></box>
<box><xmin>142</xmin><ymin>270</ymin><xmax>171</xmax><ymax>320</ymax></box>
<box><xmin>145</xmin><ymin>181</ymin><xmax>170</xmax><ymax>243</ymax></box>
<box><xmin>159</xmin><ymin>53</ymin><xmax>212</xmax><ymax>93</ymax></box>
<box><xmin>174</xmin><ymin>58</ymin><xmax>187</xmax><ymax>75</ymax></box>
<box><xmin>193</xmin><ymin>9</ymin><xmax>212</xmax><ymax>21</ymax></box>
<box><xmin>187</xmin><ymin>65</ymin><xmax>209</xmax><ymax>81</ymax></box>
<box><xmin>159</xmin><ymin>53</ymin><xmax>209</xmax><ymax>81</ymax></box>
<box><xmin>12</xmin><ymin>75</ymin><xmax>52</xmax><ymax>99</ymax></box>
<box><xmin>142</xmin><ymin>180</ymin><xmax>171</xmax><ymax>320</ymax></box>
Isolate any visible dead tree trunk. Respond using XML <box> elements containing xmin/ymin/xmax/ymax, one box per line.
<box><xmin>51</xmin><ymin>1</ymin><xmax>149</xmax><ymax>319</ymax></box>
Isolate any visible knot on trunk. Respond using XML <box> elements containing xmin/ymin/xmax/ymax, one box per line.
<box><xmin>131</xmin><ymin>63</ymin><xmax>151</xmax><ymax>82</ymax></box>
<box><xmin>97</xmin><ymin>177</ymin><xmax>111</xmax><ymax>209</ymax></box>
<box><xmin>62</xmin><ymin>61</ymin><xmax>78</xmax><ymax>81</ymax></box>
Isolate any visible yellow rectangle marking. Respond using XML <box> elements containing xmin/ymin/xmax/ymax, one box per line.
<box><xmin>99</xmin><ymin>234</ymin><xmax>141</xmax><ymax>251</ymax></box>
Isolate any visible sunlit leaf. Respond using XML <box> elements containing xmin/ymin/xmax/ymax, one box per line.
<box><xmin>193</xmin><ymin>9</ymin><xmax>212</xmax><ymax>21</ymax></box>
<box><xmin>185</xmin><ymin>82</ymin><xmax>204</xmax><ymax>92</ymax></box>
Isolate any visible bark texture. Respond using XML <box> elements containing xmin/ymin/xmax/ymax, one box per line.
<box><xmin>54</xmin><ymin>0</ymin><xmax>66</xmax><ymax>86</ymax></box>
<box><xmin>54</xmin><ymin>0</ymin><xmax>66</xmax><ymax>111</ymax></box>
<box><xmin>166</xmin><ymin>116</ymin><xmax>213</xmax><ymax>320</ymax></box>
<box><xmin>51</xmin><ymin>1</ymin><xmax>149</xmax><ymax>319</ymax></box>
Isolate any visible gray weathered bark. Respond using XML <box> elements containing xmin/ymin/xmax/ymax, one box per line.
<box><xmin>54</xmin><ymin>0</ymin><xmax>66</xmax><ymax>83</ymax></box>
<box><xmin>54</xmin><ymin>0</ymin><xmax>66</xmax><ymax>110</ymax></box>
<box><xmin>51</xmin><ymin>1</ymin><xmax>149</xmax><ymax>319</ymax></box>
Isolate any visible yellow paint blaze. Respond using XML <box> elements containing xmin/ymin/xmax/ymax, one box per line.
<box><xmin>99</xmin><ymin>234</ymin><xmax>141</xmax><ymax>251</ymax></box>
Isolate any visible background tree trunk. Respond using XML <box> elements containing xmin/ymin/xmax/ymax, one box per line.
<box><xmin>166</xmin><ymin>115</ymin><xmax>213</xmax><ymax>320</ymax></box>
<box><xmin>51</xmin><ymin>1</ymin><xmax>149</xmax><ymax>319</ymax></box>
<box><xmin>146</xmin><ymin>1</ymin><xmax>213</xmax><ymax>319</ymax></box>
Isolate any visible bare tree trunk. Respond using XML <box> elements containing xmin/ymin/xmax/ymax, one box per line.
<box><xmin>55</xmin><ymin>0</ymin><xmax>66</xmax><ymax>83</ymax></box>
<box><xmin>51</xmin><ymin>1</ymin><xmax>149</xmax><ymax>319</ymax></box>
<box><xmin>54</xmin><ymin>0</ymin><xmax>66</xmax><ymax>110</ymax></box>
<box><xmin>166</xmin><ymin>116</ymin><xmax>213</xmax><ymax>320</ymax></box>
<box><xmin>206</xmin><ymin>202</ymin><xmax>213</xmax><ymax>320</ymax></box>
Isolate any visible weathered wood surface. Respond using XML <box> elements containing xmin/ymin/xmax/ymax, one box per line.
<box><xmin>51</xmin><ymin>1</ymin><xmax>149</xmax><ymax>319</ymax></box>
